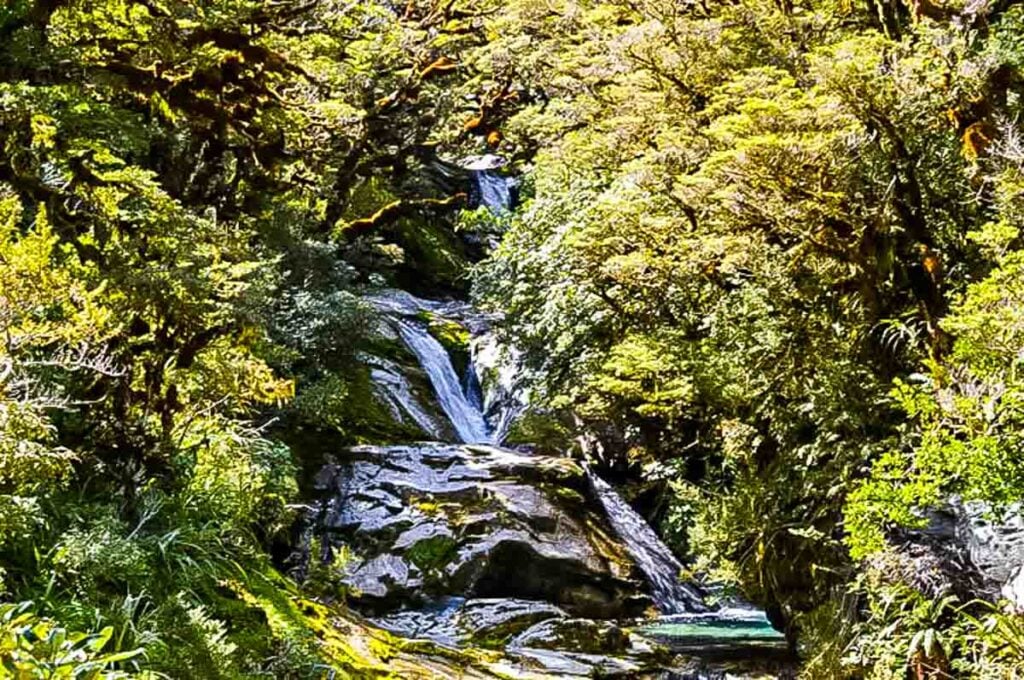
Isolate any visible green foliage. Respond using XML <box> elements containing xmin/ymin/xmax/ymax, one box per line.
<box><xmin>0</xmin><ymin>602</ymin><xmax>146</xmax><ymax>679</ymax></box>
<box><xmin>303</xmin><ymin>538</ymin><xmax>355</xmax><ymax>603</ymax></box>
<box><xmin>405</xmin><ymin>536</ymin><xmax>459</xmax><ymax>573</ymax></box>
<box><xmin>0</xmin><ymin>0</ymin><xmax>505</xmax><ymax>673</ymax></box>
<box><xmin>471</xmin><ymin>0</ymin><xmax>1024</xmax><ymax>672</ymax></box>
<box><xmin>5</xmin><ymin>0</ymin><xmax>1024</xmax><ymax>675</ymax></box>
<box><xmin>503</xmin><ymin>411</ymin><xmax>573</xmax><ymax>455</ymax></box>
<box><xmin>425</xmin><ymin>314</ymin><xmax>471</xmax><ymax>377</ymax></box>
<box><xmin>158</xmin><ymin>596</ymin><xmax>240</xmax><ymax>680</ymax></box>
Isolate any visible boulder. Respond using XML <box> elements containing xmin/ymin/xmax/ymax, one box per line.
<box><xmin>306</xmin><ymin>443</ymin><xmax>649</xmax><ymax>618</ymax></box>
<box><xmin>456</xmin><ymin>599</ymin><xmax>569</xmax><ymax>646</ymax></box>
<box><xmin>346</xmin><ymin>553</ymin><xmax>421</xmax><ymax>600</ymax></box>
<box><xmin>955</xmin><ymin>501</ymin><xmax>1024</xmax><ymax>589</ymax></box>
<box><xmin>509</xmin><ymin>618</ymin><xmax>632</xmax><ymax>655</ymax></box>
<box><xmin>506</xmin><ymin>617</ymin><xmax>670</xmax><ymax>678</ymax></box>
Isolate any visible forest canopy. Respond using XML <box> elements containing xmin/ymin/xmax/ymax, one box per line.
<box><xmin>2</xmin><ymin>0</ymin><xmax>1024</xmax><ymax>677</ymax></box>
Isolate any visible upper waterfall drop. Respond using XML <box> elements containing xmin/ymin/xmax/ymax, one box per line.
<box><xmin>465</xmin><ymin>154</ymin><xmax>517</xmax><ymax>214</ymax></box>
<box><xmin>364</xmin><ymin>288</ymin><xmax>524</xmax><ymax>445</ymax></box>
<box><xmin>395</xmin><ymin>319</ymin><xmax>492</xmax><ymax>444</ymax></box>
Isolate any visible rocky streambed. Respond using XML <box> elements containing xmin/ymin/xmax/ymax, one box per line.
<box><xmin>296</xmin><ymin>442</ymin><xmax>792</xmax><ymax>677</ymax></box>
<box><xmin>290</xmin><ymin>289</ymin><xmax>793</xmax><ymax>677</ymax></box>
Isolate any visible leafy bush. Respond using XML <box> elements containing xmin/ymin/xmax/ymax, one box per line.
<box><xmin>0</xmin><ymin>602</ymin><xmax>145</xmax><ymax>679</ymax></box>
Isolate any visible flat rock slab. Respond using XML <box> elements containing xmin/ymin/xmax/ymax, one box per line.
<box><xmin>374</xmin><ymin>597</ymin><xmax>569</xmax><ymax>648</ymax></box>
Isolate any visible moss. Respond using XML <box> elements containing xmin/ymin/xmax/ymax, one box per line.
<box><xmin>521</xmin><ymin>619</ymin><xmax>632</xmax><ymax>655</ymax></box>
<box><xmin>228</xmin><ymin>569</ymin><xmax>401</xmax><ymax>677</ymax></box>
<box><xmin>413</xmin><ymin>499</ymin><xmax>441</xmax><ymax>516</ymax></box>
<box><xmin>405</xmin><ymin>535</ymin><xmax>458</xmax><ymax>572</ymax></box>
<box><xmin>363</xmin><ymin>335</ymin><xmax>416</xmax><ymax>365</ymax></box>
<box><xmin>535</xmin><ymin>455</ymin><xmax>584</xmax><ymax>481</ymax></box>
<box><xmin>338</xmin><ymin>365</ymin><xmax>431</xmax><ymax>443</ymax></box>
<box><xmin>547</xmin><ymin>485</ymin><xmax>586</xmax><ymax>506</ymax></box>
<box><xmin>226</xmin><ymin>567</ymin><xmax>509</xmax><ymax>678</ymax></box>
<box><xmin>583</xmin><ymin>514</ymin><xmax>638</xmax><ymax>576</ymax></box>
<box><xmin>393</xmin><ymin>218</ymin><xmax>473</xmax><ymax>296</ymax></box>
<box><xmin>284</xmin><ymin>365</ymin><xmax>429</xmax><ymax>455</ymax></box>
<box><xmin>427</xmin><ymin>318</ymin><xmax>470</xmax><ymax>352</ymax></box>
<box><xmin>430</xmin><ymin>318</ymin><xmax>472</xmax><ymax>379</ymax></box>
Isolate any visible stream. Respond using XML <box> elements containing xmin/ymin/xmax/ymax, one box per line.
<box><xmin>301</xmin><ymin>287</ymin><xmax>794</xmax><ymax>678</ymax></box>
<box><xmin>304</xmin><ymin>157</ymin><xmax>793</xmax><ymax>678</ymax></box>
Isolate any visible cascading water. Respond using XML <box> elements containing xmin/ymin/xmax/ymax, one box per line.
<box><xmin>586</xmin><ymin>469</ymin><xmax>707</xmax><ymax>615</ymax></box>
<box><xmin>462</xmin><ymin>360</ymin><xmax>485</xmax><ymax>413</ymax></box>
<box><xmin>365</xmin><ymin>290</ymin><xmax>711</xmax><ymax>613</ymax></box>
<box><xmin>395</xmin><ymin>319</ymin><xmax>491</xmax><ymax>444</ymax></box>
<box><xmin>463</xmin><ymin>154</ymin><xmax>517</xmax><ymax>214</ymax></box>
<box><xmin>364</xmin><ymin>289</ymin><xmax>523</xmax><ymax>445</ymax></box>
<box><xmin>303</xmin><ymin>160</ymin><xmax>790</xmax><ymax>671</ymax></box>
<box><xmin>471</xmin><ymin>170</ymin><xmax>515</xmax><ymax>214</ymax></box>
<box><xmin>469</xmin><ymin>334</ymin><xmax>527</xmax><ymax>445</ymax></box>
<box><xmin>423</xmin><ymin>153</ymin><xmax>517</xmax><ymax>216</ymax></box>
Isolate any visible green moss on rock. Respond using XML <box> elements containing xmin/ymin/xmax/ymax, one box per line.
<box><xmin>406</xmin><ymin>535</ymin><xmax>459</xmax><ymax>572</ymax></box>
<box><xmin>428</xmin><ymin>317</ymin><xmax>472</xmax><ymax>379</ymax></box>
<box><xmin>393</xmin><ymin>218</ymin><xmax>473</xmax><ymax>295</ymax></box>
<box><xmin>288</xmin><ymin>363</ymin><xmax>435</xmax><ymax>450</ymax></box>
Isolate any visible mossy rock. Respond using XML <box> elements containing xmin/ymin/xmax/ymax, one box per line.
<box><xmin>222</xmin><ymin>567</ymin><xmax>506</xmax><ymax>678</ymax></box>
<box><xmin>422</xmin><ymin>314</ymin><xmax>472</xmax><ymax>380</ymax></box>
<box><xmin>510</xmin><ymin>618</ymin><xmax>632</xmax><ymax>655</ymax></box>
<box><xmin>321</xmin><ymin>366</ymin><xmax>429</xmax><ymax>443</ymax></box>
<box><xmin>406</xmin><ymin>535</ymin><xmax>459</xmax><ymax>572</ymax></box>
<box><xmin>393</xmin><ymin>218</ymin><xmax>473</xmax><ymax>296</ymax></box>
<box><xmin>457</xmin><ymin>600</ymin><xmax>569</xmax><ymax>650</ymax></box>
<box><xmin>363</xmin><ymin>335</ymin><xmax>417</xmax><ymax>365</ymax></box>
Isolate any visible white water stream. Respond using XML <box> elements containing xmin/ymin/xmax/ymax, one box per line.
<box><xmin>395</xmin><ymin>319</ymin><xmax>491</xmax><ymax>444</ymax></box>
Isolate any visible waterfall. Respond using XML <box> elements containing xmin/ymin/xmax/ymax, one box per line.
<box><xmin>470</xmin><ymin>170</ymin><xmax>515</xmax><ymax>214</ymax></box>
<box><xmin>396</xmin><ymin>320</ymin><xmax>491</xmax><ymax>444</ymax></box>
<box><xmin>463</xmin><ymin>361</ymin><xmax>485</xmax><ymax>413</ymax></box>
<box><xmin>464</xmin><ymin>154</ymin><xmax>517</xmax><ymax>214</ymax></box>
<box><xmin>363</xmin><ymin>289</ymin><xmax>708</xmax><ymax>613</ymax></box>
<box><xmin>468</xmin><ymin>333</ymin><xmax>528</xmax><ymax>445</ymax></box>
<box><xmin>586</xmin><ymin>470</ymin><xmax>707</xmax><ymax>614</ymax></box>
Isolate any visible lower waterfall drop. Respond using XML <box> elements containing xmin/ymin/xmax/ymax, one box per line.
<box><xmin>586</xmin><ymin>468</ymin><xmax>708</xmax><ymax>614</ymax></box>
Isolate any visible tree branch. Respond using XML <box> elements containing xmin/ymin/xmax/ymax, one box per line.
<box><xmin>337</xmin><ymin>194</ymin><xmax>466</xmax><ymax>239</ymax></box>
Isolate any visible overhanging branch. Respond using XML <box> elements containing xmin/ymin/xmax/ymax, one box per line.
<box><xmin>336</xmin><ymin>194</ymin><xmax>466</xmax><ymax>239</ymax></box>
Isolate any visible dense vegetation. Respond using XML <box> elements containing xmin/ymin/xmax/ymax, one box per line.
<box><xmin>475</xmin><ymin>0</ymin><xmax>1024</xmax><ymax>675</ymax></box>
<box><xmin>3</xmin><ymin>0</ymin><xmax>1024</xmax><ymax>677</ymax></box>
<box><xmin>0</xmin><ymin>0</ymin><xmax>498</xmax><ymax>676</ymax></box>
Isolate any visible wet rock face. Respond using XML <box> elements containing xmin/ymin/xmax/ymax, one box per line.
<box><xmin>307</xmin><ymin>443</ymin><xmax>650</xmax><ymax>618</ymax></box>
<box><xmin>956</xmin><ymin>501</ymin><xmax>1024</xmax><ymax>588</ymax></box>
<box><xmin>509</xmin><ymin>618</ymin><xmax>632</xmax><ymax>654</ymax></box>
<box><xmin>506</xmin><ymin>618</ymin><xmax>669</xmax><ymax>677</ymax></box>
<box><xmin>374</xmin><ymin>597</ymin><xmax>569</xmax><ymax>648</ymax></box>
<box><xmin>889</xmin><ymin>500</ymin><xmax>1024</xmax><ymax>608</ymax></box>
<box><xmin>955</xmin><ymin>501</ymin><xmax>1024</xmax><ymax>613</ymax></box>
<box><xmin>375</xmin><ymin>599</ymin><xmax>674</xmax><ymax>678</ymax></box>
